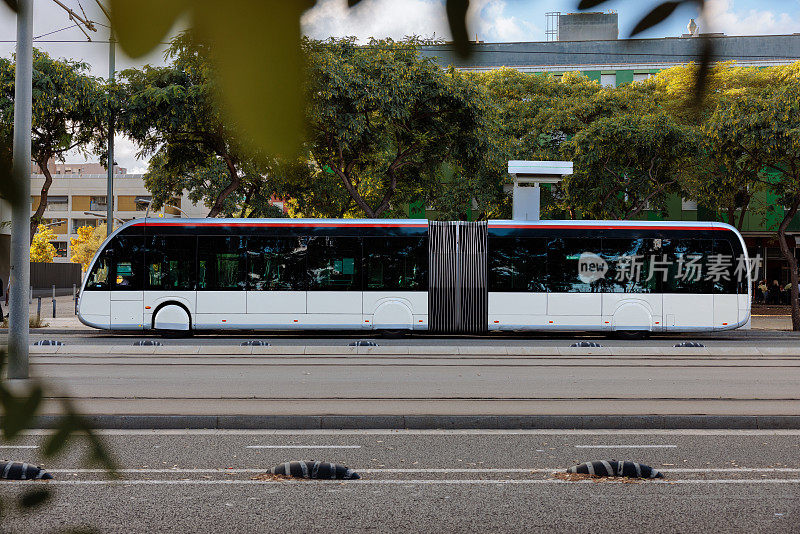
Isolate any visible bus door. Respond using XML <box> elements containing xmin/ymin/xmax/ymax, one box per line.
<box><xmin>546</xmin><ymin>237</ymin><xmax>603</xmax><ymax>328</ymax></box>
<box><xmin>599</xmin><ymin>238</ymin><xmax>663</xmax><ymax>332</ymax></box>
<box><xmin>110</xmin><ymin>236</ymin><xmax>145</xmax><ymax>330</ymax></box>
<box><xmin>305</xmin><ymin>236</ymin><xmax>363</xmax><ymax>328</ymax></box>
<box><xmin>197</xmin><ymin>236</ymin><xmax>246</xmax><ymax>328</ymax></box>
<box><xmin>245</xmin><ymin>236</ymin><xmax>307</xmax><ymax>326</ymax></box>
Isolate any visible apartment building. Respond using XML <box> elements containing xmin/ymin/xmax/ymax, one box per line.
<box><xmin>30</xmin><ymin>162</ymin><xmax>207</xmax><ymax>263</ymax></box>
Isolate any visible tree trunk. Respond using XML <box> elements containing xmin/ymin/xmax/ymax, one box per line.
<box><xmin>372</xmin><ymin>167</ymin><xmax>399</xmax><ymax>218</ymax></box>
<box><xmin>30</xmin><ymin>159</ymin><xmax>54</xmax><ymax>243</ymax></box>
<box><xmin>333</xmin><ymin>166</ymin><xmax>377</xmax><ymax>218</ymax></box>
<box><xmin>726</xmin><ymin>205</ymin><xmax>736</xmax><ymax>228</ymax></box>
<box><xmin>737</xmin><ymin>197</ymin><xmax>751</xmax><ymax>231</ymax></box>
<box><xmin>777</xmin><ymin>194</ymin><xmax>800</xmax><ymax>331</ymax></box>
<box><xmin>207</xmin><ymin>154</ymin><xmax>241</xmax><ymax>218</ymax></box>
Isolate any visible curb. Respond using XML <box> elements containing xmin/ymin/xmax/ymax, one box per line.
<box><xmin>12</xmin><ymin>415</ymin><xmax>800</xmax><ymax>430</ymax></box>
<box><xmin>0</xmin><ymin>329</ymin><xmax>93</xmax><ymax>335</ymax></box>
<box><xmin>27</xmin><ymin>344</ymin><xmax>800</xmax><ymax>357</ymax></box>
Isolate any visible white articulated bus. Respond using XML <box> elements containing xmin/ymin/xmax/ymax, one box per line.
<box><xmin>78</xmin><ymin>218</ymin><xmax>751</xmax><ymax>335</ymax></box>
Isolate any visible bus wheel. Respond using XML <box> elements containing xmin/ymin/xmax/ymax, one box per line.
<box><xmin>153</xmin><ymin>304</ymin><xmax>192</xmax><ymax>338</ymax></box>
<box><xmin>379</xmin><ymin>329</ymin><xmax>410</xmax><ymax>339</ymax></box>
<box><xmin>611</xmin><ymin>330</ymin><xmax>649</xmax><ymax>340</ymax></box>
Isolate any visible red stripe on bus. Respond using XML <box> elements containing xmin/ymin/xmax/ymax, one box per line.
<box><xmin>133</xmin><ymin>222</ymin><xmax>728</xmax><ymax>231</ymax></box>
<box><xmin>490</xmin><ymin>224</ymin><xmax>729</xmax><ymax>231</ymax></box>
<box><xmin>135</xmin><ymin>222</ymin><xmax>428</xmax><ymax>228</ymax></box>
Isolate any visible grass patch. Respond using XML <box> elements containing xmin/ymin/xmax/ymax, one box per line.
<box><xmin>1</xmin><ymin>316</ymin><xmax>49</xmax><ymax>328</ymax></box>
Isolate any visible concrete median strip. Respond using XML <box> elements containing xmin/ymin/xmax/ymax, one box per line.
<box><xmin>10</xmin><ymin>414</ymin><xmax>800</xmax><ymax>430</ymax></box>
<box><xmin>28</xmin><ymin>344</ymin><xmax>800</xmax><ymax>357</ymax></box>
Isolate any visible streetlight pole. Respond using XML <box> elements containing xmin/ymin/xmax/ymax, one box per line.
<box><xmin>106</xmin><ymin>28</ymin><xmax>115</xmax><ymax>237</ymax></box>
<box><xmin>8</xmin><ymin>0</ymin><xmax>33</xmax><ymax>379</ymax></box>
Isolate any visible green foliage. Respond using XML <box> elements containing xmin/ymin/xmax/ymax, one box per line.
<box><xmin>110</xmin><ymin>0</ymin><xmax>311</xmax><ymax>157</ymax></box>
<box><xmin>108</xmin><ymin>0</ymin><xmax>484</xmax><ymax>159</ymax></box>
<box><xmin>118</xmin><ymin>33</ymin><xmax>279</xmax><ymax>217</ymax></box>
<box><xmin>0</xmin><ymin>50</ymin><xmax>108</xmax><ymax>235</ymax></box>
<box><xmin>302</xmin><ymin>38</ymin><xmax>503</xmax><ymax>219</ymax></box>
<box><xmin>127</xmin><ymin>36</ymin><xmax>505</xmax><ymax>219</ymax></box>
<box><xmin>562</xmin><ymin>113</ymin><xmax>692</xmax><ymax>219</ymax></box>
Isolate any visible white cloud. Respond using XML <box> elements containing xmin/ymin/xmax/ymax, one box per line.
<box><xmin>702</xmin><ymin>0</ymin><xmax>800</xmax><ymax>35</ymax></box>
<box><xmin>301</xmin><ymin>0</ymin><xmax>540</xmax><ymax>43</ymax></box>
<box><xmin>301</xmin><ymin>0</ymin><xmax>451</xmax><ymax>41</ymax></box>
<box><xmin>471</xmin><ymin>0</ymin><xmax>540</xmax><ymax>42</ymax></box>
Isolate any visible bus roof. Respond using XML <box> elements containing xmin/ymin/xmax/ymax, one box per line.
<box><xmin>123</xmin><ymin>218</ymin><xmax>735</xmax><ymax>233</ymax></box>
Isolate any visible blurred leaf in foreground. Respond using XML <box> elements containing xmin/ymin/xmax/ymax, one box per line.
<box><xmin>110</xmin><ymin>0</ymin><xmax>313</xmax><ymax>157</ymax></box>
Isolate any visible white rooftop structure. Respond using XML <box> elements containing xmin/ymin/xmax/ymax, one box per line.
<box><xmin>508</xmin><ymin>160</ymin><xmax>573</xmax><ymax>221</ymax></box>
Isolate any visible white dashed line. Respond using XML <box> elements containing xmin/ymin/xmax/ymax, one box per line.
<box><xmin>575</xmin><ymin>445</ymin><xmax>677</xmax><ymax>449</ymax></box>
<box><xmin>245</xmin><ymin>445</ymin><xmax>361</xmax><ymax>449</ymax></box>
<box><xmin>0</xmin><ymin>445</ymin><xmax>39</xmax><ymax>449</ymax></box>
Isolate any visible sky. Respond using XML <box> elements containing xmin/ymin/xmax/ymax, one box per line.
<box><xmin>1</xmin><ymin>0</ymin><xmax>800</xmax><ymax>173</ymax></box>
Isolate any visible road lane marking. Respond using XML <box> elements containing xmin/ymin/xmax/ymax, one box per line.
<box><xmin>15</xmin><ymin>429</ymin><xmax>800</xmax><ymax>436</ymax></box>
<box><xmin>245</xmin><ymin>445</ymin><xmax>361</xmax><ymax>449</ymax></box>
<box><xmin>0</xmin><ymin>445</ymin><xmax>39</xmax><ymax>449</ymax></box>
<box><xmin>575</xmin><ymin>445</ymin><xmax>677</xmax><ymax>449</ymax></box>
<box><xmin>8</xmin><ymin>479</ymin><xmax>800</xmax><ymax>486</ymax></box>
<box><xmin>45</xmin><ymin>467</ymin><xmax>800</xmax><ymax>474</ymax></box>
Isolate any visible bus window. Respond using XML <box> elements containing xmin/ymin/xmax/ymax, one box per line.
<box><xmin>246</xmin><ymin>237</ymin><xmax>306</xmax><ymax>291</ymax></box>
<box><xmin>712</xmin><ymin>237</ymin><xmax>743</xmax><ymax>294</ymax></box>
<box><xmin>307</xmin><ymin>236</ymin><xmax>361</xmax><ymax>291</ymax></box>
<box><xmin>548</xmin><ymin>237</ymin><xmax>607</xmax><ymax>293</ymax></box>
<box><xmin>488</xmin><ymin>237</ymin><xmax>546</xmax><ymax>292</ymax></box>
<box><xmin>85</xmin><ymin>235</ymin><xmax>144</xmax><ymax>291</ymax></box>
<box><xmin>661</xmin><ymin>238</ymin><xmax>714</xmax><ymax>293</ymax></box>
<box><xmin>364</xmin><ymin>237</ymin><xmax>427</xmax><ymax>291</ymax></box>
<box><xmin>198</xmin><ymin>236</ymin><xmax>246</xmax><ymax>291</ymax></box>
<box><xmin>146</xmin><ymin>236</ymin><xmax>196</xmax><ymax>291</ymax></box>
<box><xmin>86</xmin><ymin>248</ymin><xmax>111</xmax><ymax>291</ymax></box>
<box><xmin>600</xmin><ymin>238</ymin><xmax>659</xmax><ymax>293</ymax></box>
<box><xmin>109</xmin><ymin>236</ymin><xmax>144</xmax><ymax>290</ymax></box>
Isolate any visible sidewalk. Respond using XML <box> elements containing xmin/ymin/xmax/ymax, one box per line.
<box><xmin>0</xmin><ymin>314</ymin><xmax>793</xmax><ymax>334</ymax></box>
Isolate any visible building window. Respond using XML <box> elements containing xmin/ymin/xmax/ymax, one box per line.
<box><xmin>46</xmin><ymin>196</ymin><xmax>69</xmax><ymax>211</ymax></box>
<box><xmin>42</xmin><ymin>218</ymin><xmax>68</xmax><ymax>235</ymax></box>
<box><xmin>135</xmin><ymin>196</ymin><xmax>152</xmax><ymax>211</ymax></box>
<box><xmin>72</xmin><ymin>218</ymin><xmax>100</xmax><ymax>234</ymax></box>
<box><xmin>89</xmin><ymin>196</ymin><xmax>107</xmax><ymax>211</ymax></box>
<box><xmin>51</xmin><ymin>241</ymin><xmax>68</xmax><ymax>258</ymax></box>
<box><xmin>681</xmin><ymin>199</ymin><xmax>698</xmax><ymax>211</ymax></box>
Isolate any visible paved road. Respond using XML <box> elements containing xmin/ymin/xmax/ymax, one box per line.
<box><xmin>13</xmin><ymin>346</ymin><xmax>800</xmax><ymax>418</ymax></box>
<box><xmin>0</xmin><ymin>430</ymin><xmax>798</xmax><ymax>533</ymax></box>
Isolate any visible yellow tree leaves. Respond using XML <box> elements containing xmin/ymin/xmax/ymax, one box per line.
<box><xmin>29</xmin><ymin>224</ymin><xmax>57</xmax><ymax>263</ymax></box>
<box><xmin>70</xmin><ymin>224</ymin><xmax>106</xmax><ymax>272</ymax></box>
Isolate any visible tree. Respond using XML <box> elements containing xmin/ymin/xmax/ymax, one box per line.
<box><xmin>0</xmin><ymin>50</ymin><xmax>108</xmax><ymax>239</ymax></box>
<box><xmin>651</xmin><ymin>63</ymin><xmax>793</xmax><ymax>230</ymax></box>
<box><xmin>706</xmin><ymin>79</ymin><xmax>800</xmax><ymax>330</ymax></box>
<box><xmin>29</xmin><ymin>224</ymin><xmax>57</xmax><ymax>263</ymax></box>
<box><xmin>119</xmin><ymin>33</ymin><xmax>285</xmax><ymax>218</ymax></box>
<box><xmin>302</xmin><ymin>38</ymin><xmax>501</xmax><ymax>219</ymax></box>
<box><xmin>559</xmin><ymin>113</ymin><xmax>692</xmax><ymax>219</ymax></box>
<box><xmin>70</xmin><ymin>224</ymin><xmax>107</xmax><ymax>272</ymax></box>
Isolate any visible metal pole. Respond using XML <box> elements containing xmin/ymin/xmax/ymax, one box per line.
<box><xmin>106</xmin><ymin>29</ymin><xmax>115</xmax><ymax>237</ymax></box>
<box><xmin>36</xmin><ymin>297</ymin><xmax>40</xmax><ymax>322</ymax></box>
<box><xmin>72</xmin><ymin>283</ymin><xmax>77</xmax><ymax>315</ymax></box>
<box><xmin>9</xmin><ymin>0</ymin><xmax>33</xmax><ymax>379</ymax></box>
<box><xmin>52</xmin><ymin>284</ymin><xmax>56</xmax><ymax>318</ymax></box>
